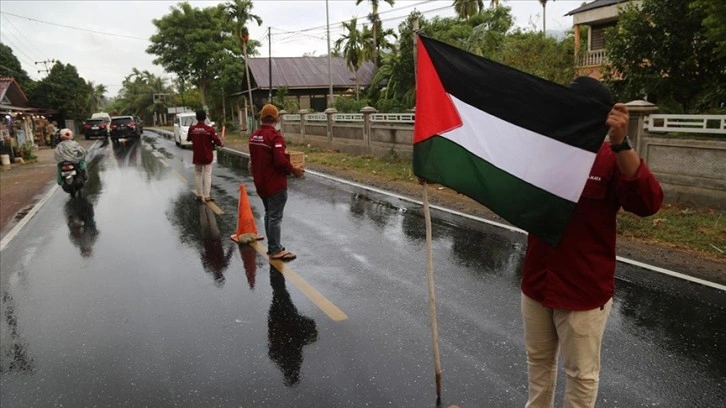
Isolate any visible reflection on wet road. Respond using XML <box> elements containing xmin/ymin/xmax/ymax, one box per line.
<box><xmin>0</xmin><ymin>132</ymin><xmax>724</xmax><ymax>407</ymax></box>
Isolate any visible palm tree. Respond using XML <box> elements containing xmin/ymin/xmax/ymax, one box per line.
<box><xmin>335</xmin><ymin>17</ymin><xmax>365</xmax><ymax>99</ymax></box>
<box><xmin>539</xmin><ymin>0</ymin><xmax>548</xmax><ymax>34</ymax></box>
<box><xmin>453</xmin><ymin>0</ymin><xmax>484</xmax><ymax>20</ymax></box>
<box><xmin>112</xmin><ymin>70</ymin><xmax>172</xmax><ymax>124</ymax></box>
<box><xmin>224</xmin><ymin>0</ymin><xmax>262</xmax><ymax>115</ymax></box>
<box><xmin>355</xmin><ymin>0</ymin><xmax>395</xmax><ymax>66</ymax></box>
<box><xmin>86</xmin><ymin>81</ymin><xmax>107</xmax><ymax>113</ymax></box>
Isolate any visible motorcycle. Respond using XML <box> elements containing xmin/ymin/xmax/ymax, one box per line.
<box><xmin>59</xmin><ymin>161</ymin><xmax>85</xmax><ymax>197</ymax></box>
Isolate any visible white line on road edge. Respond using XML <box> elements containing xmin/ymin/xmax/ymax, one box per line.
<box><xmin>302</xmin><ymin>169</ymin><xmax>726</xmax><ymax>292</ymax></box>
<box><xmin>616</xmin><ymin>256</ymin><xmax>726</xmax><ymax>291</ymax></box>
<box><xmin>0</xmin><ymin>183</ymin><xmax>59</xmax><ymax>252</ymax></box>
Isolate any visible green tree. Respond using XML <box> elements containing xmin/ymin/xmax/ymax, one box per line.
<box><xmin>86</xmin><ymin>81</ymin><xmax>107</xmax><ymax>113</ymax></box>
<box><xmin>495</xmin><ymin>31</ymin><xmax>575</xmax><ymax>84</ymax></box>
<box><xmin>463</xmin><ymin>5</ymin><xmax>515</xmax><ymax>56</ymax></box>
<box><xmin>355</xmin><ymin>0</ymin><xmax>395</xmax><ymax>66</ymax></box>
<box><xmin>26</xmin><ymin>61</ymin><xmax>91</xmax><ymax>121</ymax></box>
<box><xmin>380</xmin><ymin>11</ymin><xmax>427</xmax><ymax>109</ymax></box>
<box><xmin>691</xmin><ymin>0</ymin><xmax>726</xmax><ymax>60</ymax></box>
<box><xmin>453</xmin><ymin>0</ymin><xmax>484</xmax><ymax>20</ymax></box>
<box><xmin>108</xmin><ymin>69</ymin><xmax>173</xmax><ymax>123</ymax></box>
<box><xmin>147</xmin><ymin>2</ymin><xmax>246</xmax><ymax>107</ymax></box>
<box><xmin>224</xmin><ymin>0</ymin><xmax>262</xmax><ymax>115</ymax></box>
<box><xmin>335</xmin><ymin>17</ymin><xmax>366</xmax><ymax>99</ymax></box>
<box><xmin>0</xmin><ymin>43</ymin><xmax>31</xmax><ymax>87</ymax></box>
<box><xmin>603</xmin><ymin>0</ymin><xmax>724</xmax><ymax>112</ymax></box>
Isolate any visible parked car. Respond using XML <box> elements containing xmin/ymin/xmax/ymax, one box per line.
<box><xmin>173</xmin><ymin>112</ymin><xmax>214</xmax><ymax>148</ymax></box>
<box><xmin>82</xmin><ymin>118</ymin><xmax>110</xmax><ymax>139</ymax></box>
<box><xmin>109</xmin><ymin>116</ymin><xmax>140</xmax><ymax>143</ymax></box>
<box><xmin>134</xmin><ymin>115</ymin><xmax>144</xmax><ymax>135</ymax></box>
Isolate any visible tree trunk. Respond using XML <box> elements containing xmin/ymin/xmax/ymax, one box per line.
<box><xmin>199</xmin><ymin>80</ymin><xmax>208</xmax><ymax>108</ymax></box>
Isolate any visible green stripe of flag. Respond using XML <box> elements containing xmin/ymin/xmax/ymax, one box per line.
<box><xmin>413</xmin><ymin>136</ymin><xmax>575</xmax><ymax>245</ymax></box>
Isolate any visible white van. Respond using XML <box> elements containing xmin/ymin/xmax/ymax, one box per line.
<box><xmin>173</xmin><ymin>112</ymin><xmax>214</xmax><ymax>148</ymax></box>
<box><xmin>91</xmin><ymin>112</ymin><xmax>112</xmax><ymax>136</ymax></box>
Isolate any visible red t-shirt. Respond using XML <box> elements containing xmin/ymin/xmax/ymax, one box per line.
<box><xmin>248</xmin><ymin>124</ymin><xmax>293</xmax><ymax>198</ymax></box>
<box><xmin>187</xmin><ymin>122</ymin><xmax>222</xmax><ymax>165</ymax></box>
<box><xmin>521</xmin><ymin>143</ymin><xmax>663</xmax><ymax>310</ymax></box>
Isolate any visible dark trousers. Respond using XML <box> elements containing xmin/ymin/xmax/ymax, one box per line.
<box><xmin>261</xmin><ymin>189</ymin><xmax>287</xmax><ymax>254</ymax></box>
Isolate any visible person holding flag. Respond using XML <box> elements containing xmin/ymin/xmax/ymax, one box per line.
<box><xmin>520</xmin><ymin>77</ymin><xmax>663</xmax><ymax>408</ymax></box>
<box><xmin>412</xmin><ymin>35</ymin><xmax>662</xmax><ymax>406</ymax></box>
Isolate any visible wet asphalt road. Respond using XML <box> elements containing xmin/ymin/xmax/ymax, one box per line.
<box><xmin>0</xmin><ymin>132</ymin><xmax>724</xmax><ymax>408</ymax></box>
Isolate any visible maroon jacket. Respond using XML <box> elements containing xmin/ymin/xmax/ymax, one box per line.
<box><xmin>187</xmin><ymin>122</ymin><xmax>222</xmax><ymax>165</ymax></box>
<box><xmin>521</xmin><ymin>143</ymin><xmax>663</xmax><ymax>311</ymax></box>
<box><xmin>248</xmin><ymin>124</ymin><xmax>293</xmax><ymax>198</ymax></box>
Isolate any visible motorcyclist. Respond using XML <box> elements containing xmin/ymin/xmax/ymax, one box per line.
<box><xmin>54</xmin><ymin>128</ymin><xmax>88</xmax><ymax>185</ymax></box>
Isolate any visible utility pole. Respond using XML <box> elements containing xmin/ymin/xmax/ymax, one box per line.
<box><xmin>268</xmin><ymin>26</ymin><xmax>272</xmax><ymax>104</ymax></box>
<box><xmin>34</xmin><ymin>59</ymin><xmax>55</xmax><ymax>74</ymax></box>
<box><xmin>326</xmin><ymin>0</ymin><xmax>333</xmax><ymax>108</ymax></box>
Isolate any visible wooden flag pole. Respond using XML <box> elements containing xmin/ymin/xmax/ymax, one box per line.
<box><xmin>423</xmin><ymin>181</ymin><xmax>443</xmax><ymax>402</ymax></box>
<box><xmin>413</xmin><ymin>19</ymin><xmax>443</xmax><ymax>403</ymax></box>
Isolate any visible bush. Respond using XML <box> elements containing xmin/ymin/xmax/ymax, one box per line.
<box><xmin>334</xmin><ymin>97</ymin><xmax>369</xmax><ymax>113</ymax></box>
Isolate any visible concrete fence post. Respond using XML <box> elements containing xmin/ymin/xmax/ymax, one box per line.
<box><xmin>625</xmin><ymin>100</ymin><xmax>659</xmax><ymax>161</ymax></box>
<box><xmin>361</xmin><ymin>106</ymin><xmax>377</xmax><ymax>155</ymax></box>
<box><xmin>278</xmin><ymin>109</ymin><xmax>287</xmax><ymax>139</ymax></box>
<box><xmin>299</xmin><ymin>109</ymin><xmax>309</xmax><ymax>143</ymax></box>
<box><xmin>324</xmin><ymin>108</ymin><xmax>337</xmax><ymax>143</ymax></box>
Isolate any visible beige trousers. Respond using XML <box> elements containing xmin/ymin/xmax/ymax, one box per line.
<box><xmin>194</xmin><ymin>163</ymin><xmax>213</xmax><ymax>199</ymax></box>
<box><xmin>521</xmin><ymin>293</ymin><xmax>613</xmax><ymax>408</ymax></box>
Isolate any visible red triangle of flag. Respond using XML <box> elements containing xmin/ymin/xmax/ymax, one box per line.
<box><xmin>413</xmin><ymin>35</ymin><xmax>462</xmax><ymax>144</ymax></box>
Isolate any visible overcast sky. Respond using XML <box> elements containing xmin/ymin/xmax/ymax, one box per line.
<box><xmin>0</xmin><ymin>0</ymin><xmax>582</xmax><ymax>97</ymax></box>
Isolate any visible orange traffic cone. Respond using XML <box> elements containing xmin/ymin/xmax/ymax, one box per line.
<box><xmin>230</xmin><ymin>184</ymin><xmax>264</xmax><ymax>244</ymax></box>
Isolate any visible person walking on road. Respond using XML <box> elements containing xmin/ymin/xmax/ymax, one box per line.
<box><xmin>248</xmin><ymin>104</ymin><xmax>304</xmax><ymax>261</ymax></box>
<box><xmin>187</xmin><ymin>110</ymin><xmax>223</xmax><ymax>202</ymax></box>
<box><xmin>520</xmin><ymin>77</ymin><xmax>664</xmax><ymax>408</ymax></box>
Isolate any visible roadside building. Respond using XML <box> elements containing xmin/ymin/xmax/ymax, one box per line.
<box><xmin>233</xmin><ymin>56</ymin><xmax>376</xmax><ymax>130</ymax></box>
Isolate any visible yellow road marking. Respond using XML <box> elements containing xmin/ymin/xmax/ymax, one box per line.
<box><xmin>206</xmin><ymin>201</ymin><xmax>224</xmax><ymax>215</ymax></box>
<box><xmin>189</xmin><ymin>189</ymin><xmax>224</xmax><ymax>214</ymax></box>
<box><xmin>176</xmin><ymin>171</ymin><xmax>187</xmax><ymax>183</ymax></box>
<box><xmin>250</xmin><ymin>241</ymin><xmax>348</xmax><ymax>321</ymax></box>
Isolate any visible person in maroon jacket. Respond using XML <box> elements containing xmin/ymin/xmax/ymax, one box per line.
<box><xmin>521</xmin><ymin>77</ymin><xmax>663</xmax><ymax>408</ymax></box>
<box><xmin>187</xmin><ymin>110</ymin><xmax>223</xmax><ymax>202</ymax></box>
<box><xmin>248</xmin><ymin>104</ymin><xmax>304</xmax><ymax>261</ymax></box>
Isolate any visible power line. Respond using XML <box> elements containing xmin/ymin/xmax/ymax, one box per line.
<box><xmin>267</xmin><ymin>3</ymin><xmax>455</xmax><ymax>49</ymax></box>
<box><xmin>0</xmin><ymin>36</ymin><xmax>39</xmax><ymax>74</ymax></box>
<box><xmin>0</xmin><ymin>64</ymin><xmax>33</xmax><ymax>79</ymax></box>
<box><xmin>270</xmin><ymin>0</ymin><xmax>446</xmax><ymax>36</ymax></box>
<box><xmin>0</xmin><ymin>14</ymin><xmax>48</xmax><ymax>60</ymax></box>
<box><xmin>0</xmin><ymin>11</ymin><xmax>148</xmax><ymax>41</ymax></box>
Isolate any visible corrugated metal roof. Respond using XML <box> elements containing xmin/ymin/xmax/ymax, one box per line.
<box><xmin>245</xmin><ymin>57</ymin><xmax>376</xmax><ymax>90</ymax></box>
<box><xmin>566</xmin><ymin>0</ymin><xmax>631</xmax><ymax>16</ymax></box>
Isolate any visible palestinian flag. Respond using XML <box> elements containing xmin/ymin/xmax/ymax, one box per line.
<box><xmin>413</xmin><ymin>35</ymin><xmax>611</xmax><ymax>245</ymax></box>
